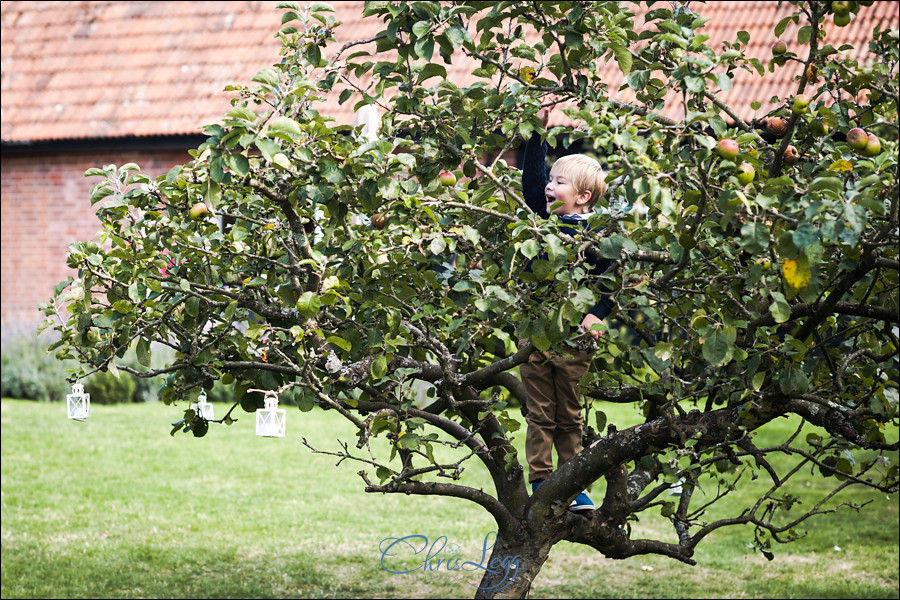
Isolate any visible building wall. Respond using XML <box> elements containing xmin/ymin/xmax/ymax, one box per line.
<box><xmin>1</xmin><ymin>149</ymin><xmax>191</xmax><ymax>339</ymax></box>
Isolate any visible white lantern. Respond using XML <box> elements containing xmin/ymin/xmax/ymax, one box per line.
<box><xmin>256</xmin><ymin>391</ymin><xmax>285</xmax><ymax>437</ymax></box>
<box><xmin>191</xmin><ymin>392</ymin><xmax>214</xmax><ymax>421</ymax></box>
<box><xmin>66</xmin><ymin>382</ymin><xmax>90</xmax><ymax>421</ymax></box>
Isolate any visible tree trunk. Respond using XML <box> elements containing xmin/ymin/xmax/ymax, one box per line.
<box><xmin>472</xmin><ymin>531</ymin><xmax>552</xmax><ymax>599</ymax></box>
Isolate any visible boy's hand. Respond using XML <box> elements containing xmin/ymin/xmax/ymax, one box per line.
<box><xmin>580</xmin><ymin>313</ymin><xmax>605</xmax><ymax>339</ymax></box>
<box><xmin>537</xmin><ymin>95</ymin><xmax>559</xmax><ymax>128</ymax></box>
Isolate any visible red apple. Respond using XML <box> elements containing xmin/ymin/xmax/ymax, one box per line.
<box><xmin>846</xmin><ymin>127</ymin><xmax>868</xmax><ymax>150</ymax></box>
<box><xmin>716</xmin><ymin>139</ymin><xmax>740</xmax><ymax>160</ymax></box>
<box><xmin>439</xmin><ymin>171</ymin><xmax>457</xmax><ymax>186</ymax></box>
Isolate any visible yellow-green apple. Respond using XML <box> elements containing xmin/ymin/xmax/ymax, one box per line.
<box><xmin>189</xmin><ymin>202</ymin><xmax>209</xmax><ymax>221</ymax></box>
<box><xmin>791</xmin><ymin>94</ymin><xmax>810</xmax><ymax>115</ymax></box>
<box><xmin>737</xmin><ymin>162</ymin><xmax>756</xmax><ymax>185</ymax></box>
<box><xmin>831</xmin><ymin>1</ymin><xmax>851</xmax><ymax>14</ymax></box>
<box><xmin>860</xmin><ymin>133</ymin><xmax>881</xmax><ymax>157</ymax></box>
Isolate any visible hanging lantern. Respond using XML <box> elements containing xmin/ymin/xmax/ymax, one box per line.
<box><xmin>191</xmin><ymin>392</ymin><xmax>214</xmax><ymax>421</ymax></box>
<box><xmin>256</xmin><ymin>390</ymin><xmax>285</xmax><ymax>437</ymax></box>
<box><xmin>66</xmin><ymin>382</ymin><xmax>90</xmax><ymax>421</ymax></box>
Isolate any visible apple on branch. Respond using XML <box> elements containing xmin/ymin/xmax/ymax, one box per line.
<box><xmin>846</xmin><ymin>127</ymin><xmax>868</xmax><ymax>150</ymax></box>
<box><xmin>736</xmin><ymin>162</ymin><xmax>756</xmax><ymax>185</ymax></box>
<box><xmin>783</xmin><ymin>145</ymin><xmax>800</xmax><ymax>166</ymax></box>
<box><xmin>189</xmin><ymin>202</ymin><xmax>209</xmax><ymax>221</ymax></box>
<box><xmin>716</xmin><ymin>139</ymin><xmax>739</xmax><ymax>160</ymax></box>
<box><xmin>791</xmin><ymin>94</ymin><xmax>810</xmax><ymax>115</ymax></box>
<box><xmin>766</xmin><ymin>117</ymin><xmax>789</xmax><ymax>137</ymax></box>
<box><xmin>371</xmin><ymin>213</ymin><xmax>389</xmax><ymax>229</ymax></box>
<box><xmin>860</xmin><ymin>133</ymin><xmax>882</xmax><ymax>157</ymax></box>
<box><xmin>439</xmin><ymin>171</ymin><xmax>457</xmax><ymax>186</ymax></box>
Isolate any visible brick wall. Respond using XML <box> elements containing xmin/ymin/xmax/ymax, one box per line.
<box><xmin>1</xmin><ymin>150</ymin><xmax>191</xmax><ymax>339</ymax></box>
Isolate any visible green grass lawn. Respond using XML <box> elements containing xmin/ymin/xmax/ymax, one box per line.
<box><xmin>1</xmin><ymin>398</ymin><xmax>897</xmax><ymax>599</ymax></box>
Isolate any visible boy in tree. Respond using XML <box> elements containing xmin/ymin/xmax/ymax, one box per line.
<box><xmin>519</xmin><ymin>101</ymin><xmax>613</xmax><ymax>512</ymax></box>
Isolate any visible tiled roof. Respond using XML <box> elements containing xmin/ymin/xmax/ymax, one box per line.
<box><xmin>2</xmin><ymin>1</ymin><xmax>896</xmax><ymax>143</ymax></box>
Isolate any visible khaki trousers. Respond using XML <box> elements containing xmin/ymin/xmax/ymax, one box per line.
<box><xmin>520</xmin><ymin>347</ymin><xmax>593</xmax><ymax>483</ymax></box>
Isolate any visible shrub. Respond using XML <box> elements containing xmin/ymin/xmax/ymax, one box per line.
<box><xmin>1</xmin><ymin>329</ymin><xmax>73</xmax><ymax>402</ymax></box>
<box><xmin>83</xmin><ymin>369</ymin><xmax>137</xmax><ymax>405</ymax></box>
<box><xmin>1</xmin><ymin>326</ymin><xmax>176</xmax><ymax>403</ymax></box>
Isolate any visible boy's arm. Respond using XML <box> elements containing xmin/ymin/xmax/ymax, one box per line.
<box><xmin>522</xmin><ymin>133</ymin><xmax>549</xmax><ymax>218</ymax></box>
<box><xmin>582</xmin><ymin>251</ymin><xmax>616</xmax><ymax>337</ymax></box>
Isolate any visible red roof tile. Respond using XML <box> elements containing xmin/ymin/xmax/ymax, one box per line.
<box><xmin>2</xmin><ymin>1</ymin><xmax>896</xmax><ymax>143</ymax></box>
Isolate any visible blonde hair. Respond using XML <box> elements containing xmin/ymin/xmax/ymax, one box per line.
<box><xmin>550</xmin><ymin>154</ymin><xmax>607</xmax><ymax>211</ymax></box>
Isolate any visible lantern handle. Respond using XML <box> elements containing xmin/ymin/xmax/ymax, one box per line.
<box><xmin>248</xmin><ymin>388</ymin><xmax>280</xmax><ymax>410</ymax></box>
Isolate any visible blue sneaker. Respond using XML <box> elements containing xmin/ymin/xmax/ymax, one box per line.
<box><xmin>532</xmin><ymin>481</ymin><xmax>594</xmax><ymax>512</ymax></box>
<box><xmin>570</xmin><ymin>490</ymin><xmax>594</xmax><ymax>512</ymax></box>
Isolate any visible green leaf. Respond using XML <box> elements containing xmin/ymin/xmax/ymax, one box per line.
<box><xmin>255</xmin><ymin>138</ymin><xmax>281</xmax><ymax>163</ymax></box>
<box><xmin>224</xmin><ymin>300</ymin><xmax>238</xmax><ymax>322</ymax></box>
<box><xmin>267</xmin><ymin>116</ymin><xmax>302</xmax><ymax>137</ymax></box>
<box><xmin>418</xmin><ymin>63</ymin><xmax>447</xmax><ymax>83</ymax></box>
<box><xmin>595</xmin><ymin>411</ymin><xmax>607</xmax><ymax>434</ymax></box>
<box><xmin>251</xmin><ymin>67</ymin><xmax>280</xmax><ymax>87</ymax></box>
<box><xmin>769</xmin><ymin>292</ymin><xmax>791</xmax><ymax>323</ymax></box>
<box><xmin>611</xmin><ymin>41</ymin><xmax>633</xmax><ymax>74</ymax></box>
<box><xmin>808</xmin><ymin>176</ymin><xmax>843</xmax><ymax>195</ymax></box>
<box><xmin>327</xmin><ymin>335</ymin><xmax>352</xmax><ymax>352</ymax></box>
<box><xmin>136</xmin><ymin>337</ymin><xmax>151</xmax><ymax>367</ymax></box>
<box><xmin>398</xmin><ymin>432</ymin><xmax>420</xmax><ymax>450</ymax></box>
<box><xmin>774</xmin><ymin>16</ymin><xmax>792</xmax><ymax>38</ymax></box>
<box><xmin>272</xmin><ymin>153</ymin><xmax>292</xmax><ymax>170</ymax></box>
<box><xmin>227</xmin><ymin>154</ymin><xmax>250</xmax><ymax>177</ymax></box>
<box><xmin>376</xmin><ymin>466</ymin><xmax>393</xmax><ymax>484</ymax></box>
<box><xmin>752</xmin><ymin>372</ymin><xmax>766</xmax><ymax>391</ymax></box>
<box><xmin>740</xmin><ymin>222</ymin><xmax>770</xmax><ymax>254</ymax></box>
<box><xmin>297</xmin><ymin>292</ymin><xmax>321</xmax><ymax>319</ymax></box>
<box><xmin>779</xmin><ymin>366</ymin><xmax>809</xmax><ymax>395</ymax></box>
<box><xmin>791</xmin><ymin>223</ymin><xmax>818</xmax><ymax>249</ymax></box>
<box><xmin>702</xmin><ymin>327</ymin><xmax>734</xmax><ymax>366</ymax></box>
<box><xmin>521</xmin><ymin>239</ymin><xmax>540</xmax><ymax>259</ymax></box>
<box><xmin>371</xmin><ymin>353</ymin><xmax>389</xmax><ymax>379</ymax></box>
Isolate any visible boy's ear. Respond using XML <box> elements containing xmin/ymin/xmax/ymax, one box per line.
<box><xmin>577</xmin><ymin>190</ymin><xmax>592</xmax><ymax>206</ymax></box>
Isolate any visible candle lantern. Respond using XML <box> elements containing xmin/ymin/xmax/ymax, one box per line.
<box><xmin>191</xmin><ymin>392</ymin><xmax>214</xmax><ymax>421</ymax></box>
<box><xmin>66</xmin><ymin>382</ymin><xmax>90</xmax><ymax>421</ymax></box>
<box><xmin>255</xmin><ymin>390</ymin><xmax>285</xmax><ymax>437</ymax></box>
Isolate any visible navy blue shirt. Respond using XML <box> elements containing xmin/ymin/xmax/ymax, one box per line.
<box><xmin>522</xmin><ymin>133</ymin><xmax>614</xmax><ymax>321</ymax></box>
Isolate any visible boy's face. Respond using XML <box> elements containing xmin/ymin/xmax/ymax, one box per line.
<box><xmin>545</xmin><ymin>165</ymin><xmax>591</xmax><ymax>215</ymax></box>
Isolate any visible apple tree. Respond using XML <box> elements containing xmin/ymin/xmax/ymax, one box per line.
<box><xmin>43</xmin><ymin>1</ymin><xmax>897</xmax><ymax>597</ymax></box>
